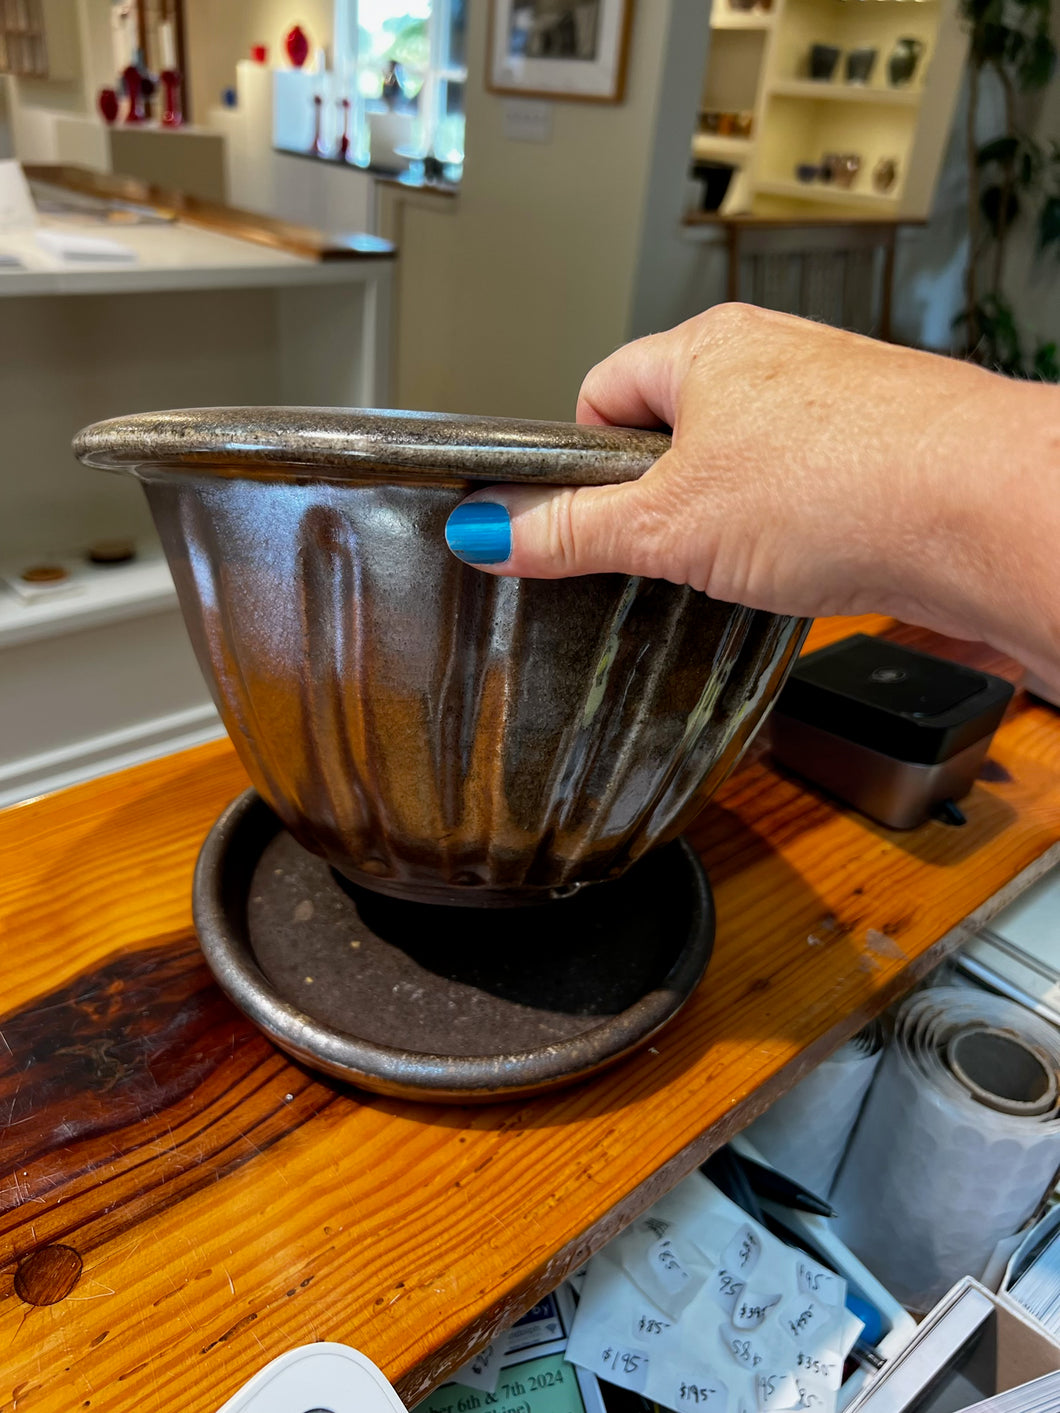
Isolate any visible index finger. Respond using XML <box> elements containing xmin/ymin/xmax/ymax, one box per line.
<box><xmin>576</xmin><ymin>330</ymin><xmax>679</xmax><ymax>430</ymax></box>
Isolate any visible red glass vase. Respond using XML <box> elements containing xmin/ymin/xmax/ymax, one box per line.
<box><xmin>160</xmin><ymin>69</ymin><xmax>183</xmax><ymax>127</ymax></box>
<box><xmin>97</xmin><ymin>87</ymin><xmax>119</xmax><ymax>125</ymax></box>
<box><xmin>285</xmin><ymin>25</ymin><xmax>309</xmax><ymax>68</ymax></box>
<box><xmin>122</xmin><ymin>66</ymin><xmax>147</xmax><ymax>124</ymax></box>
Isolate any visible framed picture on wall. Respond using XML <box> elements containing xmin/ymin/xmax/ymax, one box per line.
<box><xmin>487</xmin><ymin>0</ymin><xmax>634</xmax><ymax>103</ymax></box>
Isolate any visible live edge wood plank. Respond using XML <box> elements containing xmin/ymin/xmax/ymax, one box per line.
<box><xmin>24</xmin><ymin>164</ymin><xmax>396</xmax><ymax>263</ymax></box>
<box><xmin>1</xmin><ymin>615</ymin><xmax>1059</xmax><ymax>1412</ymax></box>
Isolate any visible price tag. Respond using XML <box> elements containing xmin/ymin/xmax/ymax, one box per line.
<box><xmin>708</xmin><ymin>1266</ymin><xmax>746</xmax><ymax>1317</ymax></box>
<box><xmin>597</xmin><ymin>1343</ymin><xmax>650</xmax><ymax>1392</ymax></box>
<box><xmin>722</xmin><ymin>1225</ymin><xmax>762</xmax><ymax>1279</ymax></box>
<box><xmin>794</xmin><ymin>1349</ymin><xmax>842</xmax><ymax>1391</ymax></box>
<box><xmin>731</xmin><ymin>1291</ymin><xmax>781</xmax><ymax>1330</ymax></box>
<box><xmin>649</xmin><ymin>1236</ymin><xmax>693</xmax><ymax>1295</ymax></box>
<box><xmin>755</xmin><ymin>1370</ymin><xmax>801</xmax><ymax>1411</ymax></box>
<box><xmin>631</xmin><ymin>1309</ymin><xmax>674</xmax><ymax>1343</ymax></box>
<box><xmin>660</xmin><ymin>1373</ymin><xmax>729</xmax><ymax>1411</ymax></box>
<box><xmin>451</xmin><ymin>1340</ymin><xmax>500</xmax><ymax>1393</ymax></box>
<box><xmin>778</xmin><ymin>1296</ymin><xmax>833</xmax><ymax>1345</ymax></box>
<box><xmin>719</xmin><ymin>1325</ymin><xmax>769</xmax><ymax>1373</ymax></box>
<box><xmin>796</xmin><ymin>1259</ymin><xmax>844</xmax><ymax>1308</ymax></box>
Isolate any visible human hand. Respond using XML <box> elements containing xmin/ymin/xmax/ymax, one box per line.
<box><xmin>444</xmin><ymin>304</ymin><xmax>1060</xmax><ymax>693</ymax></box>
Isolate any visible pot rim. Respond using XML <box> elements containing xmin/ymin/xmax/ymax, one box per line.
<box><xmin>73</xmin><ymin>406</ymin><xmax>672</xmax><ymax>487</ymax></box>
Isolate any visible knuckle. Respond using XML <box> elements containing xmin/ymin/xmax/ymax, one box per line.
<box><xmin>545</xmin><ymin>489</ymin><xmax>582</xmax><ymax>572</ymax></box>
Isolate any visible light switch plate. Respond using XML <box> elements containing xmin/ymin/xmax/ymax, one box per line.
<box><xmin>502</xmin><ymin>99</ymin><xmax>554</xmax><ymax>143</ymax></box>
<box><xmin>216</xmin><ymin>1343</ymin><xmax>406</xmax><ymax>1413</ymax></box>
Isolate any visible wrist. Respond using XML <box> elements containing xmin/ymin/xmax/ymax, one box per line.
<box><xmin>897</xmin><ymin>372</ymin><xmax>1060</xmax><ymax>682</ymax></box>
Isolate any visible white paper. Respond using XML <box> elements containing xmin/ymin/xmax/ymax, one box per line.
<box><xmin>567</xmin><ymin>1173</ymin><xmax>853</xmax><ymax>1413</ymax></box>
<box><xmin>35</xmin><ymin>228</ymin><xmax>137</xmax><ymax>263</ymax></box>
<box><xmin>0</xmin><ymin>161</ymin><xmax>37</xmax><ymax>231</ymax></box>
<box><xmin>746</xmin><ymin>1022</ymin><xmax>884</xmax><ymax>1198</ymax></box>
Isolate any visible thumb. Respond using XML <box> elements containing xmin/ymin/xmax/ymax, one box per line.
<box><xmin>443</xmin><ymin>476</ymin><xmax>665</xmax><ymax>580</ymax></box>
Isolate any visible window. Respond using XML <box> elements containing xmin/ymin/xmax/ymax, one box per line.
<box><xmin>335</xmin><ymin>0</ymin><xmax>467</xmax><ymax>174</ymax></box>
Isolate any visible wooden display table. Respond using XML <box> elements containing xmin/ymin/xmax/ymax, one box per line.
<box><xmin>2</xmin><ymin>615</ymin><xmax>1059</xmax><ymax>1412</ymax></box>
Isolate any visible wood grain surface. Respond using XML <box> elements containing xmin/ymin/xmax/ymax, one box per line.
<box><xmin>1</xmin><ymin>615</ymin><xmax>1059</xmax><ymax>1412</ymax></box>
<box><xmin>24</xmin><ymin>165</ymin><xmax>396</xmax><ymax>263</ymax></box>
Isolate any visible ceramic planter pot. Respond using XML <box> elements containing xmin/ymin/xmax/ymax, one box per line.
<box><xmin>75</xmin><ymin>409</ymin><xmax>807</xmax><ymax>908</ymax></box>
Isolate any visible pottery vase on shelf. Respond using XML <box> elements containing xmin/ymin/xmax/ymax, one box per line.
<box><xmin>285</xmin><ymin>24</ymin><xmax>310</xmax><ymax>68</ymax></box>
<box><xmin>888</xmin><ymin>36</ymin><xmax>924</xmax><ymax>87</ymax></box>
<box><xmin>74</xmin><ymin>409</ymin><xmax>808</xmax><ymax>1102</ymax></box>
<box><xmin>121</xmin><ymin>65</ymin><xmax>146</xmax><ymax>123</ymax></box>
<box><xmin>160</xmin><ymin>69</ymin><xmax>183</xmax><ymax>128</ymax></box>
<box><xmin>97</xmin><ymin>87</ymin><xmax>119</xmax><ymax>124</ymax></box>
<box><xmin>845</xmin><ymin>47</ymin><xmax>877</xmax><ymax>84</ymax></box>
<box><xmin>873</xmin><ymin>157</ymin><xmax>899</xmax><ymax>192</ymax></box>
<box><xmin>809</xmin><ymin>43</ymin><xmax>840</xmax><ymax>81</ymax></box>
<box><xmin>833</xmin><ymin>153</ymin><xmax>861</xmax><ymax>188</ymax></box>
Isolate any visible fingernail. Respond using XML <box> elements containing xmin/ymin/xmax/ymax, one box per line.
<box><xmin>445</xmin><ymin>502</ymin><xmax>512</xmax><ymax>565</ymax></box>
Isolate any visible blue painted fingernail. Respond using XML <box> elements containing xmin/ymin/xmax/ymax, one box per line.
<box><xmin>445</xmin><ymin>502</ymin><xmax>512</xmax><ymax>565</ymax></box>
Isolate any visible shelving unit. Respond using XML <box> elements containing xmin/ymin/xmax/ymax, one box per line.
<box><xmin>694</xmin><ymin>0</ymin><xmax>967</xmax><ymax>218</ymax></box>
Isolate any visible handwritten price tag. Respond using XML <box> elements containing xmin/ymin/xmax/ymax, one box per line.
<box><xmin>795</xmin><ymin>1348</ymin><xmax>842</xmax><ymax>1391</ymax></box>
<box><xmin>722</xmin><ymin>1224</ymin><xmax>762</xmax><ymax>1279</ymax></box>
<box><xmin>667</xmin><ymin>1373</ymin><xmax>729</xmax><ymax>1410</ymax></box>
<box><xmin>708</xmin><ymin>1266</ymin><xmax>746</xmax><ymax>1317</ymax></box>
<box><xmin>778</xmin><ymin>1296</ymin><xmax>833</xmax><ymax>1345</ymax></box>
<box><xmin>632</xmin><ymin>1310</ymin><xmax>673</xmax><ymax>1343</ymax></box>
<box><xmin>731</xmin><ymin>1290</ymin><xmax>781</xmax><ymax>1330</ymax></box>
<box><xmin>598</xmin><ymin>1343</ymin><xmax>650</xmax><ymax>1392</ymax></box>
<box><xmin>649</xmin><ymin>1236</ymin><xmax>693</xmax><ymax>1294</ymax></box>
<box><xmin>451</xmin><ymin>1341</ymin><xmax>499</xmax><ymax>1393</ymax></box>
<box><xmin>756</xmin><ymin>1370</ymin><xmax>801</xmax><ymax>1411</ymax></box>
<box><xmin>719</xmin><ymin>1325</ymin><xmax>770</xmax><ymax>1372</ymax></box>
<box><xmin>796</xmin><ymin>1259</ymin><xmax>844</xmax><ymax>1308</ymax></box>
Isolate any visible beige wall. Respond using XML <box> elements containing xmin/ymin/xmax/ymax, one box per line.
<box><xmin>385</xmin><ymin>3</ymin><xmax>695</xmax><ymax>420</ymax></box>
<box><xmin>183</xmin><ymin>0</ymin><xmax>333</xmax><ymax>124</ymax></box>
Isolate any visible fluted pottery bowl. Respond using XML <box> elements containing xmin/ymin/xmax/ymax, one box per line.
<box><xmin>75</xmin><ymin>409</ymin><xmax>808</xmax><ymax>908</ymax></box>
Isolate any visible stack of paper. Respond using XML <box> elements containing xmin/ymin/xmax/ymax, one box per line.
<box><xmin>565</xmin><ymin>1170</ymin><xmax>864</xmax><ymax>1413</ymax></box>
<box><xmin>1009</xmin><ymin>1223</ymin><xmax>1060</xmax><ymax>1335</ymax></box>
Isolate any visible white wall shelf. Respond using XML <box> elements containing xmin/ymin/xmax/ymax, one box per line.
<box><xmin>755</xmin><ymin>177</ymin><xmax>900</xmax><ymax>209</ymax></box>
<box><xmin>0</xmin><ymin>550</ymin><xmax>176</xmax><ymax>649</ymax></box>
<box><xmin>711</xmin><ymin>11</ymin><xmax>775</xmax><ymax>31</ymax></box>
<box><xmin>770</xmin><ymin>79</ymin><xmax>923</xmax><ymax>105</ymax></box>
<box><xmin>693</xmin><ymin>133</ymin><xmax>755</xmax><ymax>162</ymax></box>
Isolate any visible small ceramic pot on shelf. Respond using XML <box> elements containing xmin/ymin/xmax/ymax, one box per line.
<box><xmin>888</xmin><ymin>37</ymin><xmax>925</xmax><ymax>86</ymax></box>
<box><xmin>873</xmin><ymin>157</ymin><xmax>899</xmax><ymax>193</ymax></box>
<box><xmin>810</xmin><ymin>43</ymin><xmax>841</xmax><ymax>81</ymax></box>
<box><xmin>845</xmin><ymin>48</ymin><xmax>877</xmax><ymax>84</ymax></box>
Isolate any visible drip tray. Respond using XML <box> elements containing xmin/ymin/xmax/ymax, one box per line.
<box><xmin>193</xmin><ymin>790</ymin><xmax>715</xmax><ymax>1102</ymax></box>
